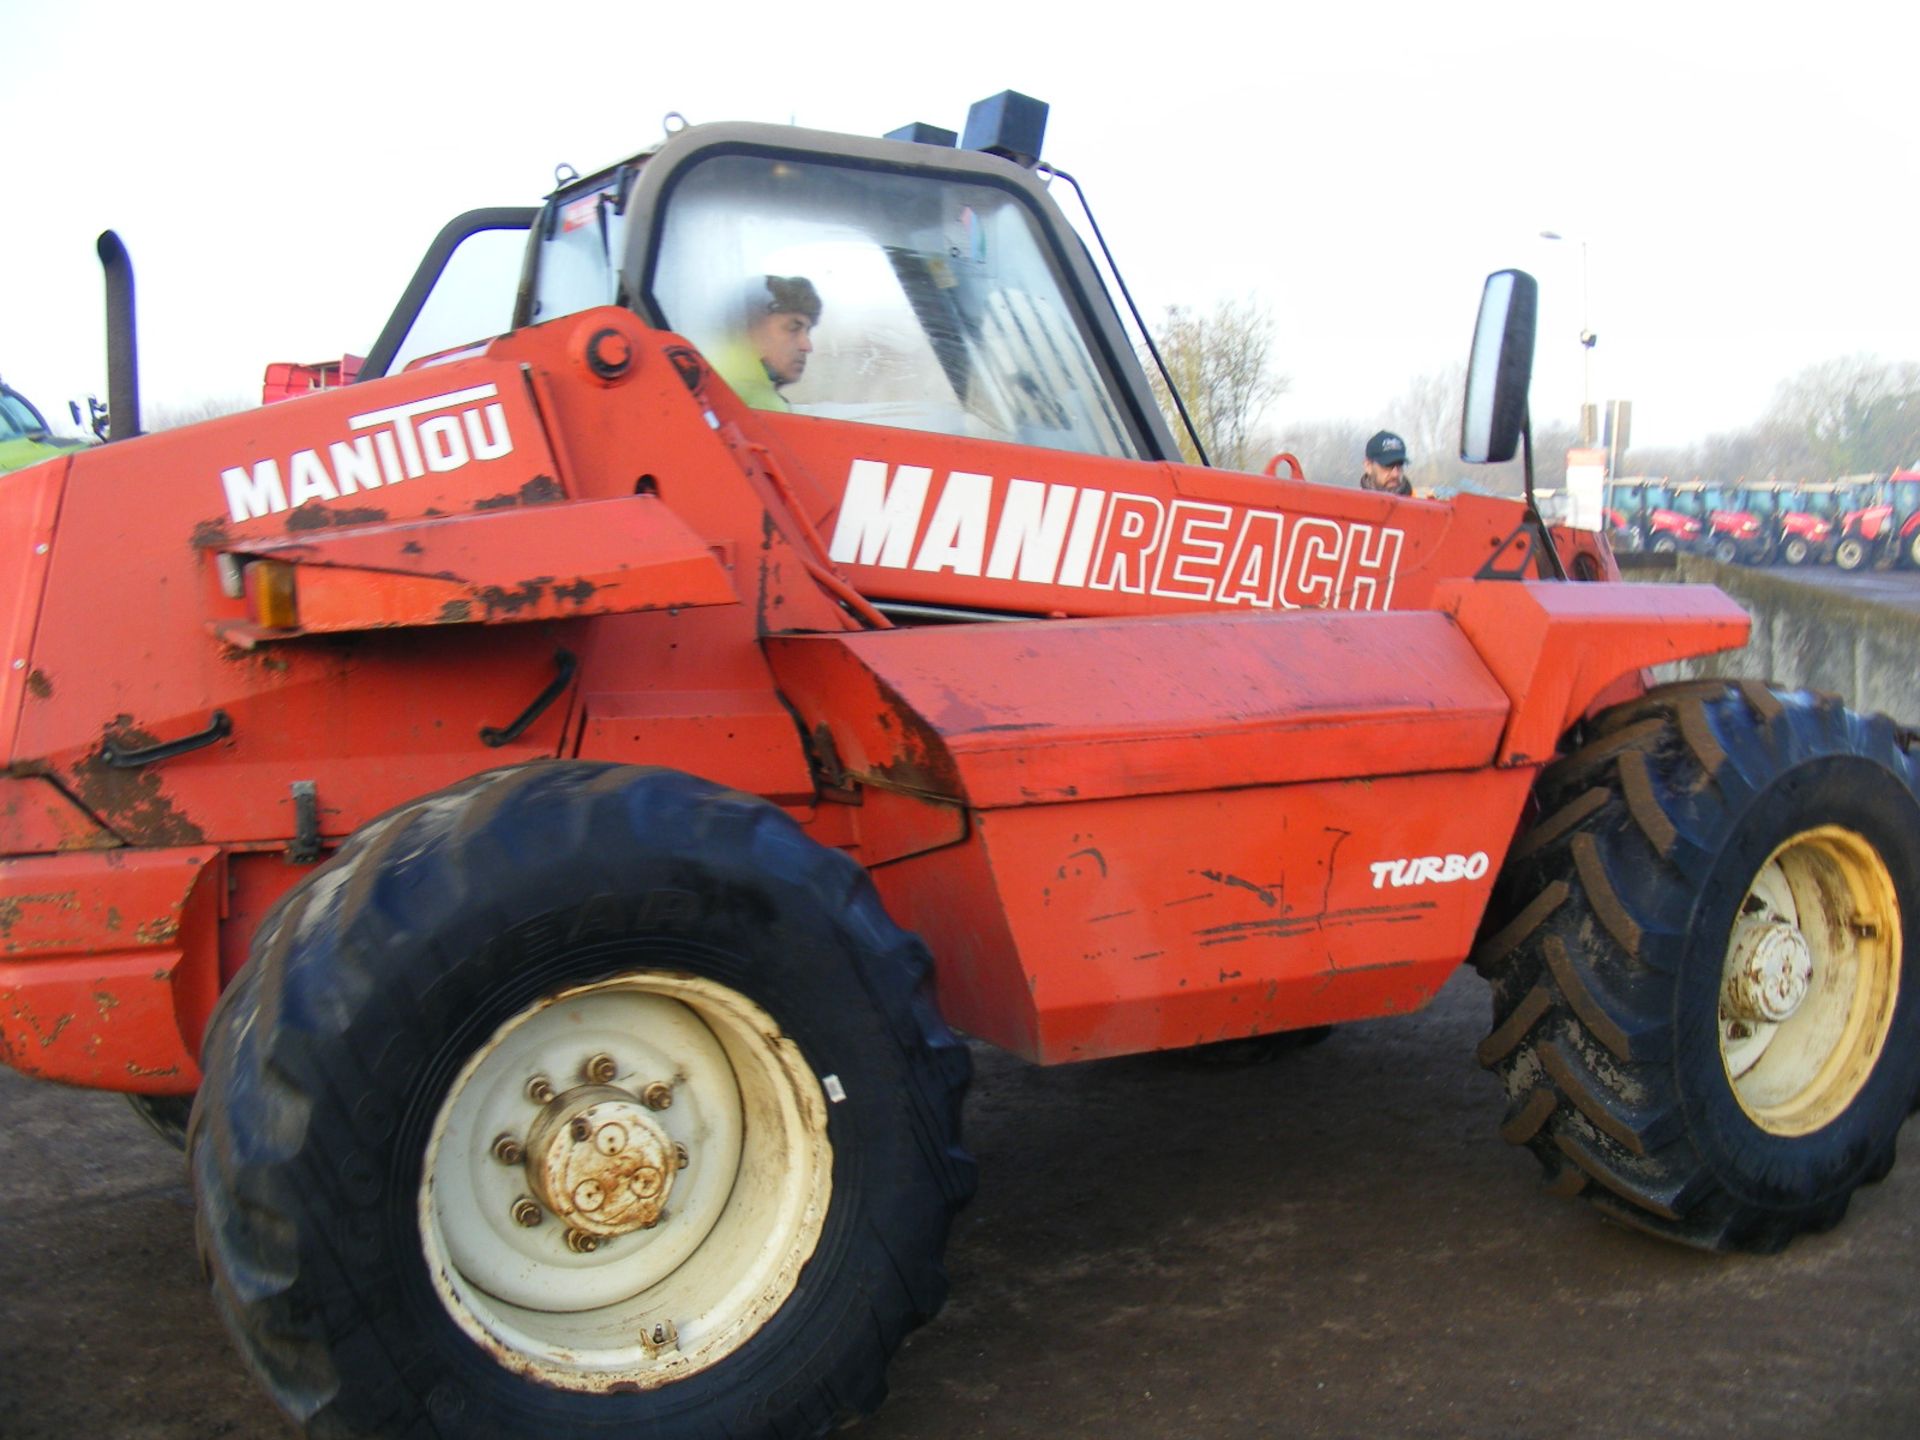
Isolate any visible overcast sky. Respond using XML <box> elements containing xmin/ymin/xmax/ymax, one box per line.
<box><xmin>5</xmin><ymin>1</ymin><xmax>1914</xmax><ymax>453</ymax></box>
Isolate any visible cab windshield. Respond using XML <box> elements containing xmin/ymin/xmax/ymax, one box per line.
<box><xmin>648</xmin><ymin>153</ymin><xmax>1143</xmax><ymax>460</ymax></box>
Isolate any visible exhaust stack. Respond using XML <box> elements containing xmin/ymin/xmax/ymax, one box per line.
<box><xmin>96</xmin><ymin>230</ymin><xmax>141</xmax><ymax>441</ymax></box>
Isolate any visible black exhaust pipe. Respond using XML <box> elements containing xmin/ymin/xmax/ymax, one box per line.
<box><xmin>96</xmin><ymin>230</ymin><xmax>141</xmax><ymax>441</ymax></box>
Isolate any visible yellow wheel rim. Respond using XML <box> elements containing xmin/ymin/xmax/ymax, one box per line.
<box><xmin>1718</xmin><ymin>826</ymin><xmax>1902</xmax><ymax>1136</ymax></box>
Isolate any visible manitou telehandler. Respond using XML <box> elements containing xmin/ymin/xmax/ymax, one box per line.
<box><xmin>5</xmin><ymin>95</ymin><xmax>1919</xmax><ymax>1440</ymax></box>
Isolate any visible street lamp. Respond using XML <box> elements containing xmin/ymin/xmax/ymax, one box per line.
<box><xmin>1540</xmin><ymin>230</ymin><xmax>1597</xmax><ymax>445</ymax></box>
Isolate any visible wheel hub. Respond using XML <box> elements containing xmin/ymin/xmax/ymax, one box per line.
<box><xmin>525</xmin><ymin>1085</ymin><xmax>677</xmax><ymax>1237</ymax></box>
<box><xmin>1722</xmin><ymin>915</ymin><xmax>1814</xmax><ymax>1023</ymax></box>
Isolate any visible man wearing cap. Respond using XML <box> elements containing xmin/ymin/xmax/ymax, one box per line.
<box><xmin>715</xmin><ymin>275</ymin><xmax>823</xmax><ymax>410</ymax></box>
<box><xmin>1361</xmin><ymin>430</ymin><xmax>1414</xmax><ymax>496</ymax></box>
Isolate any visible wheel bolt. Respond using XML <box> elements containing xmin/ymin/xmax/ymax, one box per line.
<box><xmin>570</xmin><ymin>1117</ymin><xmax>592</xmax><ymax>1142</ymax></box>
<box><xmin>564</xmin><ymin>1229</ymin><xmax>602</xmax><ymax>1254</ymax></box>
<box><xmin>584</xmin><ymin>1053</ymin><xmax>618</xmax><ymax>1084</ymax></box>
<box><xmin>675</xmin><ymin>1142</ymin><xmax>690</xmax><ymax>1171</ymax></box>
<box><xmin>511</xmin><ymin>1197</ymin><xmax>543</xmax><ymax>1228</ymax></box>
<box><xmin>492</xmin><ymin>1134</ymin><xmax>524</xmax><ymax>1165</ymax></box>
<box><xmin>526</xmin><ymin>1076</ymin><xmax>556</xmax><ymax>1105</ymax></box>
<box><xmin>642</xmin><ymin>1082</ymin><xmax>673</xmax><ymax>1111</ymax></box>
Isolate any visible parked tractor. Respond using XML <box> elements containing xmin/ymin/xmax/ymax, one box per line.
<box><xmin>6</xmin><ymin>98</ymin><xmax>1920</xmax><ymax>1440</ymax></box>
<box><xmin>1758</xmin><ymin>480</ymin><xmax>1844</xmax><ymax>566</ymax></box>
<box><xmin>1666</xmin><ymin>480</ymin><xmax>1767</xmax><ymax>564</ymax></box>
<box><xmin>1834</xmin><ymin>470</ymin><xmax>1920</xmax><ymax>570</ymax></box>
<box><xmin>1605</xmin><ymin>475</ymin><xmax>1699</xmax><ymax>553</ymax></box>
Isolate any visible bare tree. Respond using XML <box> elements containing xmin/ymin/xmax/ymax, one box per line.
<box><xmin>1144</xmin><ymin>297</ymin><xmax>1289</xmax><ymax>472</ymax></box>
<box><xmin>1765</xmin><ymin>354</ymin><xmax>1920</xmax><ymax>475</ymax></box>
<box><xmin>1387</xmin><ymin>365</ymin><xmax>1465</xmax><ymax>492</ymax></box>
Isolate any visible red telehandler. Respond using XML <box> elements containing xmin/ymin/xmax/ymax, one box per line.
<box><xmin>5</xmin><ymin>96</ymin><xmax>1919</xmax><ymax>1439</ymax></box>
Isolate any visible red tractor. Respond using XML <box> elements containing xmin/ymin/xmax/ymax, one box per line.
<box><xmin>1834</xmin><ymin>470</ymin><xmax>1920</xmax><ymax>570</ymax></box>
<box><xmin>1761</xmin><ymin>481</ymin><xmax>1844</xmax><ymax>566</ymax></box>
<box><xmin>1668</xmin><ymin>480</ymin><xmax>1767</xmax><ymax>564</ymax></box>
<box><xmin>1606</xmin><ymin>476</ymin><xmax>1700</xmax><ymax>553</ymax></box>
<box><xmin>6</xmin><ymin>99</ymin><xmax>1920</xmax><ymax>1440</ymax></box>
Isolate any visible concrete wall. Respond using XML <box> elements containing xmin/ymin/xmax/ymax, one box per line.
<box><xmin>1620</xmin><ymin>553</ymin><xmax>1920</xmax><ymax>727</ymax></box>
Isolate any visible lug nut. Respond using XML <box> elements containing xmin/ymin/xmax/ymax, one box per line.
<box><xmin>675</xmin><ymin>1142</ymin><xmax>690</xmax><ymax>1171</ymax></box>
<box><xmin>511</xmin><ymin>1197</ymin><xmax>543</xmax><ymax>1228</ymax></box>
<box><xmin>584</xmin><ymin>1053</ymin><xmax>618</xmax><ymax>1084</ymax></box>
<box><xmin>642</xmin><ymin>1082</ymin><xmax>674</xmax><ymax>1111</ymax></box>
<box><xmin>492</xmin><ymin>1134</ymin><xmax>524</xmax><ymax>1166</ymax></box>
<box><xmin>570</xmin><ymin>1116</ymin><xmax>592</xmax><ymax>1142</ymax></box>
<box><xmin>564</xmin><ymin>1229</ymin><xmax>602</xmax><ymax>1254</ymax></box>
<box><xmin>526</xmin><ymin>1076</ymin><xmax>556</xmax><ymax>1105</ymax></box>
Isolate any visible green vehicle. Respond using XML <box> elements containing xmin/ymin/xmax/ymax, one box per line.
<box><xmin>0</xmin><ymin>379</ymin><xmax>88</xmax><ymax>475</ymax></box>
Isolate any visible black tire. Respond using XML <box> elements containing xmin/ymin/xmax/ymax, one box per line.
<box><xmin>1905</xmin><ymin>529</ymin><xmax>1920</xmax><ymax>569</ymax></box>
<box><xmin>1650</xmin><ymin>534</ymin><xmax>1679</xmax><ymax>555</ymax></box>
<box><xmin>1710</xmin><ymin>537</ymin><xmax>1740</xmax><ymax>565</ymax></box>
<box><xmin>126</xmin><ymin>1093</ymin><xmax>194</xmax><ymax>1149</ymax></box>
<box><xmin>189</xmin><ymin>763</ymin><xmax>974</xmax><ymax>1439</ymax></box>
<box><xmin>1781</xmin><ymin>536</ymin><xmax>1811</xmax><ymax>566</ymax></box>
<box><xmin>1473</xmin><ymin>681</ymin><xmax>1920</xmax><ymax>1252</ymax></box>
<box><xmin>1834</xmin><ymin>536</ymin><xmax>1869</xmax><ymax>571</ymax></box>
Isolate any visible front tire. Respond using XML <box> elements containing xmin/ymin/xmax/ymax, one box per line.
<box><xmin>1474</xmin><ymin>682</ymin><xmax>1920</xmax><ymax>1251</ymax></box>
<box><xmin>1781</xmin><ymin>536</ymin><xmax>1811</xmax><ymax>566</ymax></box>
<box><xmin>190</xmin><ymin>764</ymin><xmax>974</xmax><ymax>1438</ymax></box>
<box><xmin>1835</xmin><ymin>536</ymin><xmax>1870</xmax><ymax>571</ymax></box>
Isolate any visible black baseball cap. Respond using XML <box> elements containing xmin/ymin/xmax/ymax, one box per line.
<box><xmin>1365</xmin><ymin>430</ymin><xmax>1408</xmax><ymax>465</ymax></box>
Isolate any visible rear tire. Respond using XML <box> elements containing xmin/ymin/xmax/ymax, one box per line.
<box><xmin>1905</xmin><ymin>530</ymin><xmax>1920</xmax><ymax>569</ymax></box>
<box><xmin>189</xmin><ymin>763</ymin><xmax>974</xmax><ymax>1439</ymax></box>
<box><xmin>1473</xmin><ymin>682</ymin><xmax>1920</xmax><ymax>1251</ymax></box>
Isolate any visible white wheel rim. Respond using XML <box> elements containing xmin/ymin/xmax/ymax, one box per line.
<box><xmin>1718</xmin><ymin>826</ymin><xmax>1902</xmax><ymax>1136</ymax></box>
<box><xmin>420</xmin><ymin>973</ymin><xmax>832</xmax><ymax>1391</ymax></box>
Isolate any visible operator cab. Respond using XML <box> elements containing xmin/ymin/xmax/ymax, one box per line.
<box><xmin>363</xmin><ymin>110</ymin><xmax>1179</xmax><ymax>464</ymax></box>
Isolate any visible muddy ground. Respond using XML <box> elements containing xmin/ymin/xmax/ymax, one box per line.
<box><xmin>1</xmin><ymin>969</ymin><xmax>1915</xmax><ymax>1439</ymax></box>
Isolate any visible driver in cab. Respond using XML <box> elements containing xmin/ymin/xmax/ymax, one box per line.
<box><xmin>713</xmin><ymin>274</ymin><xmax>821</xmax><ymax>410</ymax></box>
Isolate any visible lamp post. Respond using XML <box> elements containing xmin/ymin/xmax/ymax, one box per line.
<box><xmin>1540</xmin><ymin>230</ymin><xmax>1597</xmax><ymax>445</ymax></box>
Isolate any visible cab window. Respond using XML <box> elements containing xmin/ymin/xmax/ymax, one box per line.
<box><xmin>648</xmin><ymin>153</ymin><xmax>1143</xmax><ymax>460</ymax></box>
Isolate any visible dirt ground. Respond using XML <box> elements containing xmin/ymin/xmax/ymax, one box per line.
<box><xmin>1</xmin><ymin>968</ymin><xmax>1915</xmax><ymax>1439</ymax></box>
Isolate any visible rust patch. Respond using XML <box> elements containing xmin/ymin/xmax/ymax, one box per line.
<box><xmin>40</xmin><ymin>1013</ymin><xmax>72</xmax><ymax>1047</ymax></box>
<box><xmin>0</xmin><ymin>891</ymin><xmax>81</xmax><ymax>939</ymax></box>
<box><xmin>94</xmin><ymin>990</ymin><xmax>119</xmax><ymax>1016</ymax></box>
<box><xmin>68</xmin><ymin>717</ymin><xmax>209</xmax><ymax>846</ymax></box>
<box><xmin>473</xmin><ymin>475</ymin><xmax>564</xmax><ymax>511</ymax></box>
<box><xmin>125</xmin><ymin>1061</ymin><xmax>181</xmax><ymax>1078</ymax></box>
<box><xmin>476</xmin><ymin>578</ymin><xmax>553</xmax><ymax>617</ymax></box>
<box><xmin>438</xmin><ymin>599</ymin><xmax>474</xmax><ymax>624</ymax></box>
<box><xmin>133</xmin><ymin>916</ymin><xmax>180</xmax><ymax>945</ymax></box>
<box><xmin>286</xmin><ymin>502</ymin><xmax>388</xmax><ymax>532</ymax></box>
<box><xmin>867</xmin><ymin>675</ymin><xmax>962</xmax><ymax>798</ymax></box>
<box><xmin>24</xmin><ymin>669</ymin><xmax>53</xmax><ymax>700</ymax></box>
<box><xmin>190</xmin><ymin>516</ymin><xmax>231</xmax><ymax>549</ymax></box>
<box><xmin>554</xmin><ymin>577</ymin><xmax>598</xmax><ymax>606</ymax></box>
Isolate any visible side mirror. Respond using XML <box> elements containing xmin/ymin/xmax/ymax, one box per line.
<box><xmin>1459</xmin><ymin>269</ymin><xmax>1537</xmax><ymax>464</ymax></box>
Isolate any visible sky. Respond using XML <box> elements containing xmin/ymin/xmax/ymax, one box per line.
<box><xmin>5</xmin><ymin>1</ymin><xmax>1915</xmax><ymax>453</ymax></box>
